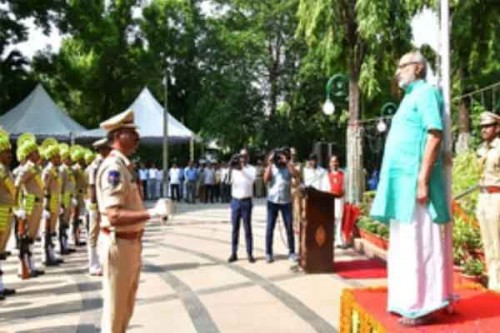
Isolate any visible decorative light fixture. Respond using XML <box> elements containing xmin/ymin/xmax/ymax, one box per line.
<box><xmin>377</xmin><ymin>118</ymin><xmax>387</xmax><ymax>133</ymax></box>
<box><xmin>323</xmin><ymin>99</ymin><xmax>335</xmax><ymax>115</ymax></box>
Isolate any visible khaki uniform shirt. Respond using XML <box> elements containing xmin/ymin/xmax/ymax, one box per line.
<box><xmin>15</xmin><ymin>160</ymin><xmax>44</xmax><ymax>201</ymax></box>
<box><xmin>73</xmin><ymin>164</ymin><xmax>87</xmax><ymax>197</ymax></box>
<box><xmin>42</xmin><ymin>162</ymin><xmax>62</xmax><ymax>212</ymax></box>
<box><xmin>59</xmin><ymin>163</ymin><xmax>76</xmax><ymax>208</ymax></box>
<box><xmin>478</xmin><ymin>137</ymin><xmax>500</xmax><ymax>187</ymax></box>
<box><xmin>96</xmin><ymin>149</ymin><xmax>145</xmax><ymax>233</ymax></box>
<box><xmin>86</xmin><ymin>155</ymin><xmax>103</xmax><ymax>187</ymax></box>
<box><xmin>0</xmin><ymin>163</ymin><xmax>16</xmax><ymax>207</ymax></box>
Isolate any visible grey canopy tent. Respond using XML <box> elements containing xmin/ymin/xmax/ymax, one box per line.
<box><xmin>77</xmin><ymin>87</ymin><xmax>197</xmax><ymax>144</ymax></box>
<box><xmin>0</xmin><ymin>84</ymin><xmax>87</xmax><ymax>140</ymax></box>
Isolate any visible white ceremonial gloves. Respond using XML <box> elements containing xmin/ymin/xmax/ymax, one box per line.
<box><xmin>42</xmin><ymin>209</ymin><xmax>51</xmax><ymax>220</ymax></box>
<box><xmin>148</xmin><ymin>198</ymin><xmax>175</xmax><ymax>222</ymax></box>
<box><xmin>14</xmin><ymin>209</ymin><xmax>27</xmax><ymax>220</ymax></box>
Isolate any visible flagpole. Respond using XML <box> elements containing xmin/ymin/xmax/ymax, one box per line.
<box><xmin>440</xmin><ymin>0</ymin><xmax>454</xmax><ymax>311</ymax></box>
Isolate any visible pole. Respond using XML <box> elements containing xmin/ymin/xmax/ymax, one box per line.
<box><xmin>163</xmin><ymin>66</ymin><xmax>169</xmax><ymax>198</ymax></box>
<box><xmin>440</xmin><ymin>0</ymin><xmax>454</xmax><ymax>310</ymax></box>
<box><xmin>190</xmin><ymin>137</ymin><xmax>194</xmax><ymax>161</ymax></box>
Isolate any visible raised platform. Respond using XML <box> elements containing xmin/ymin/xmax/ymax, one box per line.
<box><xmin>353</xmin><ymin>237</ymin><xmax>387</xmax><ymax>261</ymax></box>
<box><xmin>340</xmin><ymin>284</ymin><xmax>500</xmax><ymax>332</ymax></box>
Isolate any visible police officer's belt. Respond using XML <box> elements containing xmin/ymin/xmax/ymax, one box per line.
<box><xmin>480</xmin><ymin>186</ymin><xmax>500</xmax><ymax>194</ymax></box>
<box><xmin>101</xmin><ymin>227</ymin><xmax>144</xmax><ymax>240</ymax></box>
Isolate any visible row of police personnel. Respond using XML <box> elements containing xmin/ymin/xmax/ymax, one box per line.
<box><xmin>0</xmin><ymin>109</ymin><xmax>171</xmax><ymax>333</ymax></box>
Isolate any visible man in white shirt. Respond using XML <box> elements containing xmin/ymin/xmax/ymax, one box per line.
<box><xmin>138</xmin><ymin>162</ymin><xmax>148</xmax><ymax>199</ymax></box>
<box><xmin>228</xmin><ymin>149</ymin><xmax>256</xmax><ymax>263</ymax></box>
<box><xmin>203</xmin><ymin>163</ymin><xmax>216</xmax><ymax>203</ymax></box>
<box><xmin>155</xmin><ymin>167</ymin><xmax>163</xmax><ymax>198</ymax></box>
<box><xmin>169</xmin><ymin>163</ymin><xmax>182</xmax><ymax>202</ymax></box>
<box><xmin>303</xmin><ymin>154</ymin><xmax>329</xmax><ymax>191</ymax></box>
<box><xmin>148</xmin><ymin>163</ymin><xmax>158</xmax><ymax>200</ymax></box>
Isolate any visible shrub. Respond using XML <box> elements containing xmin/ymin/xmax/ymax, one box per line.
<box><xmin>462</xmin><ymin>258</ymin><xmax>485</xmax><ymax>276</ymax></box>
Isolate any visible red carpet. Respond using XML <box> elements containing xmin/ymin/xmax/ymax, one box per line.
<box><xmin>335</xmin><ymin>259</ymin><xmax>387</xmax><ymax>279</ymax></box>
<box><xmin>346</xmin><ymin>286</ymin><xmax>500</xmax><ymax>333</ymax></box>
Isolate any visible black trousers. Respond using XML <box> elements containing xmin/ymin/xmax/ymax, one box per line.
<box><xmin>170</xmin><ymin>184</ymin><xmax>181</xmax><ymax>202</ymax></box>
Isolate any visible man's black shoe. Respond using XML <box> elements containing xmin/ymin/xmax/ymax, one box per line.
<box><xmin>1</xmin><ymin>288</ymin><xmax>16</xmax><ymax>296</ymax></box>
<box><xmin>248</xmin><ymin>256</ymin><xmax>256</xmax><ymax>263</ymax></box>
<box><xmin>0</xmin><ymin>253</ymin><xmax>6</xmax><ymax>260</ymax></box>
<box><xmin>34</xmin><ymin>269</ymin><xmax>45</xmax><ymax>275</ymax></box>
<box><xmin>227</xmin><ymin>254</ymin><xmax>238</xmax><ymax>263</ymax></box>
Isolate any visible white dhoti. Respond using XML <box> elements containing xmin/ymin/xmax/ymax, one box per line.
<box><xmin>387</xmin><ymin>204</ymin><xmax>450</xmax><ymax>318</ymax></box>
<box><xmin>334</xmin><ymin>197</ymin><xmax>344</xmax><ymax>246</ymax></box>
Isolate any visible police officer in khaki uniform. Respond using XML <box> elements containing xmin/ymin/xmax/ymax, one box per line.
<box><xmin>86</xmin><ymin>138</ymin><xmax>110</xmax><ymax>276</ymax></box>
<box><xmin>41</xmin><ymin>140</ymin><xmax>63</xmax><ymax>266</ymax></box>
<box><xmin>15</xmin><ymin>136</ymin><xmax>45</xmax><ymax>276</ymax></box>
<box><xmin>476</xmin><ymin>111</ymin><xmax>500</xmax><ymax>292</ymax></box>
<box><xmin>71</xmin><ymin>146</ymin><xmax>87</xmax><ymax>246</ymax></box>
<box><xmin>96</xmin><ymin>109</ymin><xmax>170</xmax><ymax>333</ymax></box>
<box><xmin>289</xmin><ymin>147</ymin><xmax>303</xmax><ymax>233</ymax></box>
<box><xmin>0</xmin><ymin>129</ymin><xmax>16</xmax><ymax>299</ymax></box>
<box><xmin>59</xmin><ymin>144</ymin><xmax>77</xmax><ymax>255</ymax></box>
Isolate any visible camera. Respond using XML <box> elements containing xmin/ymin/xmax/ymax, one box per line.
<box><xmin>272</xmin><ymin>147</ymin><xmax>290</xmax><ymax>166</ymax></box>
<box><xmin>229</xmin><ymin>154</ymin><xmax>242</xmax><ymax>169</ymax></box>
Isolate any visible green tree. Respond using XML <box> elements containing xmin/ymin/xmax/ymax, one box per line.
<box><xmin>296</xmin><ymin>0</ymin><xmax>414</xmax><ymax>202</ymax></box>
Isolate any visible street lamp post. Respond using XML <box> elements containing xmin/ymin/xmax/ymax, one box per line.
<box><xmin>323</xmin><ymin>73</ymin><xmax>365</xmax><ymax>204</ymax></box>
<box><xmin>163</xmin><ymin>63</ymin><xmax>169</xmax><ymax>198</ymax></box>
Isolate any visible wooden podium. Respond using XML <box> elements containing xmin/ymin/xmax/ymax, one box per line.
<box><xmin>299</xmin><ymin>187</ymin><xmax>336</xmax><ymax>273</ymax></box>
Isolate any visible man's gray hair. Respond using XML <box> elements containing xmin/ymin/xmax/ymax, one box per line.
<box><xmin>409</xmin><ymin>51</ymin><xmax>428</xmax><ymax>79</ymax></box>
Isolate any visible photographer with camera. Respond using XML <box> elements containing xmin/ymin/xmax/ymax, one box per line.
<box><xmin>263</xmin><ymin>147</ymin><xmax>300</xmax><ymax>263</ymax></box>
<box><xmin>227</xmin><ymin>149</ymin><xmax>256</xmax><ymax>263</ymax></box>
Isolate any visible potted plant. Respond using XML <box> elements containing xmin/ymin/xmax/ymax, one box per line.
<box><xmin>461</xmin><ymin>259</ymin><xmax>485</xmax><ymax>284</ymax></box>
<box><xmin>357</xmin><ymin>216</ymin><xmax>389</xmax><ymax>250</ymax></box>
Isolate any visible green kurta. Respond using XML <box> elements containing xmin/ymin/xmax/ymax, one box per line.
<box><xmin>370</xmin><ymin>80</ymin><xmax>451</xmax><ymax>224</ymax></box>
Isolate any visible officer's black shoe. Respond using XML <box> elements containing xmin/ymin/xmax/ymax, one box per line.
<box><xmin>68</xmin><ymin>248</ymin><xmax>76</xmax><ymax>253</ymax></box>
<box><xmin>35</xmin><ymin>269</ymin><xmax>45</xmax><ymax>275</ymax></box>
<box><xmin>248</xmin><ymin>256</ymin><xmax>256</xmax><ymax>263</ymax></box>
<box><xmin>60</xmin><ymin>249</ymin><xmax>71</xmax><ymax>255</ymax></box>
<box><xmin>0</xmin><ymin>253</ymin><xmax>6</xmax><ymax>260</ymax></box>
<box><xmin>44</xmin><ymin>259</ymin><xmax>60</xmax><ymax>267</ymax></box>
<box><xmin>1</xmin><ymin>288</ymin><xmax>16</xmax><ymax>296</ymax></box>
<box><xmin>56</xmin><ymin>258</ymin><xmax>64</xmax><ymax>264</ymax></box>
<box><xmin>227</xmin><ymin>254</ymin><xmax>238</xmax><ymax>263</ymax></box>
<box><xmin>0</xmin><ymin>294</ymin><xmax>4</xmax><ymax>301</ymax></box>
<box><xmin>4</xmin><ymin>251</ymin><xmax>11</xmax><ymax>256</ymax></box>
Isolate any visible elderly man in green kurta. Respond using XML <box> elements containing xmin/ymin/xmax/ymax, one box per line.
<box><xmin>370</xmin><ymin>51</ymin><xmax>452</xmax><ymax>327</ymax></box>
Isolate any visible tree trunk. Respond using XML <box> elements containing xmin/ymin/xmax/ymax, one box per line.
<box><xmin>346</xmin><ymin>76</ymin><xmax>363</xmax><ymax>204</ymax></box>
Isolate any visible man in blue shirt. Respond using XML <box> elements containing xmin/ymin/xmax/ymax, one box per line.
<box><xmin>184</xmin><ymin>161</ymin><xmax>198</xmax><ymax>204</ymax></box>
<box><xmin>263</xmin><ymin>148</ymin><xmax>300</xmax><ymax>263</ymax></box>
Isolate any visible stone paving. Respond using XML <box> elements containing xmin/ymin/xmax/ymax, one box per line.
<box><xmin>0</xmin><ymin>199</ymin><xmax>386</xmax><ymax>332</ymax></box>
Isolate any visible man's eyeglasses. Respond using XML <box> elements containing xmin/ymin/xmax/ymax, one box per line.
<box><xmin>397</xmin><ymin>61</ymin><xmax>419</xmax><ymax>70</ymax></box>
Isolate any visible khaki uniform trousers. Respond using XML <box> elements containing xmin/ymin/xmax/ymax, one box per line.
<box><xmin>27</xmin><ymin>204</ymin><xmax>43</xmax><ymax>240</ymax></box>
<box><xmin>101</xmin><ymin>234</ymin><xmax>141</xmax><ymax>333</ymax></box>
<box><xmin>291</xmin><ymin>189</ymin><xmax>302</xmax><ymax>233</ymax></box>
<box><xmin>88</xmin><ymin>213</ymin><xmax>100</xmax><ymax>248</ymax></box>
<box><xmin>0</xmin><ymin>213</ymin><xmax>13</xmax><ymax>252</ymax></box>
<box><xmin>476</xmin><ymin>192</ymin><xmax>500</xmax><ymax>291</ymax></box>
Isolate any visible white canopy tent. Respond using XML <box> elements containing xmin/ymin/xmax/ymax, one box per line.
<box><xmin>0</xmin><ymin>84</ymin><xmax>87</xmax><ymax>140</ymax></box>
<box><xmin>77</xmin><ymin>87</ymin><xmax>197</xmax><ymax>144</ymax></box>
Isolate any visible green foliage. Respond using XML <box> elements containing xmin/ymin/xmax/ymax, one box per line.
<box><xmin>462</xmin><ymin>258</ymin><xmax>484</xmax><ymax>277</ymax></box>
<box><xmin>357</xmin><ymin>215</ymin><xmax>389</xmax><ymax>240</ymax></box>
<box><xmin>452</xmin><ymin>151</ymin><xmax>482</xmax><ymax>213</ymax></box>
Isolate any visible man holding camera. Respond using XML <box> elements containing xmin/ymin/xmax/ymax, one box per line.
<box><xmin>263</xmin><ymin>148</ymin><xmax>300</xmax><ymax>263</ymax></box>
<box><xmin>228</xmin><ymin>149</ymin><xmax>256</xmax><ymax>263</ymax></box>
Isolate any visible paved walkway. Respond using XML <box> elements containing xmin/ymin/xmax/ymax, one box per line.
<box><xmin>0</xmin><ymin>199</ymin><xmax>386</xmax><ymax>332</ymax></box>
